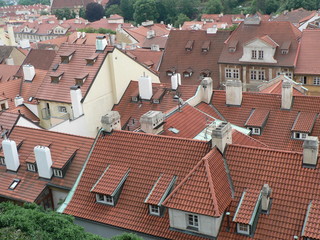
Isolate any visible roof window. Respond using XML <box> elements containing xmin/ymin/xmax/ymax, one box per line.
<box><xmin>202</xmin><ymin>40</ymin><xmax>210</xmax><ymax>53</ymax></box>
<box><xmin>166</xmin><ymin>67</ymin><xmax>176</xmax><ymax>77</ymax></box>
<box><xmin>183</xmin><ymin>68</ymin><xmax>193</xmax><ymax>78</ymax></box>
<box><xmin>9</xmin><ymin>179</ymin><xmax>20</xmax><ymax>190</ymax></box>
<box><xmin>185</xmin><ymin>40</ymin><xmax>194</xmax><ymax>51</ymax></box>
<box><xmin>86</xmin><ymin>53</ymin><xmax>99</xmax><ymax>66</ymax></box>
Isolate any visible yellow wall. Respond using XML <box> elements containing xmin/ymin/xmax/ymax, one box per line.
<box><xmin>294</xmin><ymin>75</ymin><xmax>320</xmax><ymax>96</ymax></box>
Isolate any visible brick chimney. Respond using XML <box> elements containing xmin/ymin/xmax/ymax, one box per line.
<box><xmin>139</xmin><ymin>75</ymin><xmax>153</xmax><ymax>100</ymax></box>
<box><xmin>281</xmin><ymin>80</ymin><xmax>293</xmax><ymax>110</ymax></box>
<box><xmin>303</xmin><ymin>136</ymin><xmax>319</xmax><ymax>167</ymax></box>
<box><xmin>226</xmin><ymin>80</ymin><xmax>242</xmax><ymax>106</ymax></box>
<box><xmin>101</xmin><ymin>111</ymin><xmax>121</xmax><ymax>133</ymax></box>
<box><xmin>34</xmin><ymin>146</ymin><xmax>52</xmax><ymax>179</ymax></box>
<box><xmin>2</xmin><ymin>139</ymin><xmax>20</xmax><ymax>172</ymax></box>
<box><xmin>261</xmin><ymin>184</ymin><xmax>272</xmax><ymax>212</ymax></box>
<box><xmin>140</xmin><ymin>111</ymin><xmax>164</xmax><ymax>134</ymax></box>
<box><xmin>201</xmin><ymin>77</ymin><xmax>213</xmax><ymax>104</ymax></box>
<box><xmin>211</xmin><ymin>122</ymin><xmax>232</xmax><ymax>152</ymax></box>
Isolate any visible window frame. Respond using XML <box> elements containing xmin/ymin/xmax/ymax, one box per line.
<box><xmin>27</xmin><ymin>163</ymin><xmax>36</xmax><ymax>172</ymax></box>
<box><xmin>293</xmin><ymin>132</ymin><xmax>308</xmax><ymax>140</ymax></box>
<box><xmin>149</xmin><ymin>205</ymin><xmax>160</xmax><ymax>216</ymax></box>
<box><xmin>237</xmin><ymin>223</ymin><xmax>250</xmax><ymax>235</ymax></box>
<box><xmin>258</xmin><ymin>50</ymin><xmax>264</xmax><ymax>59</ymax></box>
<box><xmin>314</xmin><ymin>77</ymin><xmax>320</xmax><ymax>85</ymax></box>
<box><xmin>0</xmin><ymin>156</ymin><xmax>5</xmax><ymax>165</ymax></box>
<box><xmin>186</xmin><ymin>214</ymin><xmax>199</xmax><ymax>231</ymax></box>
<box><xmin>251</xmin><ymin>50</ymin><xmax>257</xmax><ymax>59</ymax></box>
<box><xmin>300</xmin><ymin>76</ymin><xmax>307</xmax><ymax>84</ymax></box>
<box><xmin>96</xmin><ymin>194</ymin><xmax>114</xmax><ymax>206</ymax></box>
<box><xmin>53</xmin><ymin>169</ymin><xmax>63</xmax><ymax>178</ymax></box>
<box><xmin>58</xmin><ymin>106</ymin><xmax>67</xmax><ymax>113</ymax></box>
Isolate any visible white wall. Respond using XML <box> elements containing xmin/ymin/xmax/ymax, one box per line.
<box><xmin>50</xmin><ymin>115</ymin><xmax>92</xmax><ymax>137</ymax></box>
<box><xmin>16</xmin><ymin>116</ymin><xmax>41</xmax><ymax>129</ymax></box>
<box><xmin>24</xmin><ymin>103</ymin><xmax>39</xmax><ymax>117</ymax></box>
<box><xmin>168</xmin><ymin>208</ymin><xmax>223</xmax><ymax>238</ymax></box>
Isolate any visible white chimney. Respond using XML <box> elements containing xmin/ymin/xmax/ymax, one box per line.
<box><xmin>147</xmin><ymin>30</ymin><xmax>155</xmax><ymax>39</ymax></box>
<box><xmin>81</xmin><ymin>31</ymin><xmax>86</xmax><ymax>38</ymax></box>
<box><xmin>211</xmin><ymin>122</ymin><xmax>232</xmax><ymax>153</ymax></box>
<box><xmin>139</xmin><ymin>75</ymin><xmax>153</xmax><ymax>100</ymax></box>
<box><xmin>34</xmin><ymin>146</ymin><xmax>52</xmax><ymax>179</ymax></box>
<box><xmin>20</xmin><ymin>39</ymin><xmax>30</xmax><ymax>49</ymax></box>
<box><xmin>70</xmin><ymin>86</ymin><xmax>83</xmax><ymax>119</ymax></box>
<box><xmin>303</xmin><ymin>136</ymin><xmax>319</xmax><ymax>167</ymax></box>
<box><xmin>140</xmin><ymin>111</ymin><xmax>165</xmax><ymax>134</ymax></box>
<box><xmin>23</xmin><ymin>64</ymin><xmax>35</xmax><ymax>81</ymax></box>
<box><xmin>96</xmin><ymin>36</ymin><xmax>107</xmax><ymax>51</ymax></box>
<box><xmin>226</xmin><ymin>79</ymin><xmax>242</xmax><ymax>106</ymax></box>
<box><xmin>101</xmin><ymin>111</ymin><xmax>121</xmax><ymax>133</ymax></box>
<box><xmin>76</xmin><ymin>32</ymin><xmax>81</xmax><ymax>38</ymax></box>
<box><xmin>2</xmin><ymin>139</ymin><xmax>20</xmax><ymax>171</ymax></box>
<box><xmin>281</xmin><ymin>80</ymin><xmax>293</xmax><ymax>110</ymax></box>
<box><xmin>201</xmin><ymin>77</ymin><xmax>213</xmax><ymax>104</ymax></box>
<box><xmin>171</xmin><ymin>74</ymin><xmax>179</xmax><ymax>90</ymax></box>
<box><xmin>261</xmin><ymin>184</ymin><xmax>271</xmax><ymax>212</ymax></box>
<box><xmin>14</xmin><ymin>96</ymin><xmax>24</xmax><ymax>107</ymax></box>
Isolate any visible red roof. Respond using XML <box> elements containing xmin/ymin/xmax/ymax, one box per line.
<box><xmin>245</xmin><ymin>108</ymin><xmax>270</xmax><ymax>127</ymax></box>
<box><xmin>0</xmin><ymin>111</ymin><xmax>20</xmax><ymax>134</ymax></box>
<box><xmin>64</xmin><ymin>130</ymin><xmax>217</xmax><ymax>240</ymax></box>
<box><xmin>125</xmin><ymin>49</ymin><xmax>163</xmax><ymax>71</ymax></box>
<box><xmin>291</xmin><ymin>112</ymin><xmax>317</xmax><ymax>133</ymax></box>
<box><xmin>302</xmin><ymin>200</ymin><xmax>320</xmax><ymax>239</ymax></box>
<box><xmin>273</xmin><ymin>8</ymin><xmax>316</xmax><ymax>25</ymax></box>
<box><xmin>260</xmin><ymin>80</ymin><xmax>305</xmax><ymax>96</ymax></box>
<box><xmin>163</xmin><ymin>147</ymin><xmax>232</xmax><ymax>217</ymax></box>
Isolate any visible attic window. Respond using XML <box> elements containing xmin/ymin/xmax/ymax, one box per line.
<box><xmin>86</xmin><ymin>53</ymin><xmax>99</xmax><ymax>66</ymax></box>
<box><xmin>27</xmin><ymin>163</ymin><xmax>36</xmax><ymax>172</ymax></box>
<box><xmin>168</xmin><ymin>127</ymin><xmax>180</xmax><ymax>134</ymax></box>
<box><xmin>187</xmin><ymin>214</ymin><xmax>199</xmax><ymax>231</ymax></box>
<box><xmin>201</xmin><ymin>40</ymin><xmax>210</xmax><ymax>53</ymax></box>
<box><xmin>9</xmin><ymin>179</ymin><xmax>20</xmax><ymax>190</ymax></box>
<box><xmin>50</xmin><ymin>72</ymin><xmax>64</xmax><ymax>83</ymax></box>
<box><xmin>96</xmin><ymin>194</ymin><xmax>114</xmax><ymax>205</ymax></box>
<box><xmin>166</xmin><ymin>67</ymin><xmax>176</xmax><ymax>77</ymax></box>
<box><xmin>149</xmin><ymin>205</ymin><xmax>160</xmax><ymax>216</ymax></box>
<box><xmin>247</xmin><ymin>127</ymin><xmax>261</xmax><ymax>135</ymax></box>
<box><xmin>53</xmin><ymin>169</ymin><xmax>63</xmax><ymax>178</ymax></box>
<box><xmin>293</xmin><ymin>132</ymin><xmax>308</xmax><ymax>140</ymax></box>
<box><xmin>237</xmin><ymin>223</ymin><xmax>250</xmax><ymax>235</ymax></box>
<box><xmin>52</xmin><ymin>64</ymin><xmax>59</xmax><ymax>71</ymax></box>
<box><xmin>228</xmin><ymin>40</ymin><xmax>238</xmax><ymax>52</ymax></box>
<box><xmin>0</xmin><ymin>156</ymin><xmax>5</xmax><ymax>165</ymax></box>
<box><xmin>74</xmin><ymin>73</ymin><xmax>88</xmax><ymax>86</ymax></box>
<box><xmin>183</xmin><ymin>68</ymin><xmax>193</xmax><ymax>78</ymax></box>
<box><xmin>185</xmin><ymin>40</ymin><xmax>194</xmax><ymax>51</ymax></box>
<box><xmin>60</xmin><ymin>49</ymin><xmax>75</xmax><ymax>64</ymax></box>
<box><xmin>281</xmin><ymin>41</ymin><xmax>291</xmax><ymax>54</ymax></box>
<box><xmin>200</xmin><ymin>69</ymin><xmax>211</xmax><ymax>78</ymax></box>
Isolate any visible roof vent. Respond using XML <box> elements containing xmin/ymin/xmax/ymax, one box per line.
<box><xmin>23</xmin><ymin>64</ymin><xmax>35</xmax><ymax>81</ymax></box>
<box><xmin>140</xmin><ymin>111</ymin><xmax>165</xmax><ymax>135</ymax></box>
<box><xmin>303</xmin><ymin>136</ymin><xmax>319</xmax><ymax>168</ymax></box>
<box><xmin>101</xmin><ymin>111</ymin><xmax>121</xmax><ymax>133</ymax></box>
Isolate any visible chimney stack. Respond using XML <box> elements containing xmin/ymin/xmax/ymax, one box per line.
<box><xmin>201</xmin><ymin>77</ymin><xmax>213</xmax><ymax>104</ymax></box>
<box><xmin>171</xmin><ymin>73</ymin><xmax>181</xmax><ymax>90</ymax></box>
<box><xmin>2</xmin><ymin>139</ymin><xmax>20</xmax><ymax>171</ymax></box>
<box><xmin>226</xmin><ymin>80</ymin><xmax>242</xmax><ymax>106</ymax></box>
<box><xmin>139</xmin><ymin>75</ymin><xmax>153</xmax><ymax>100</ymax></box>
<box><xmin>34</xmin><ymin>146</ymin><xmax>52</xmax><ymax>179</ymax></box>
<box><xmin>96</xmin><ymin>36</ymin><xmax>107</xmax><ymax>51</ymax></box>
<box><xmin>14</xmin><ymin>96</ymin><xmax>24</xmax><ymax>107</ymax></box>
<box><xmin>101</xmin><ymin>111</ymin><xmax>121</xmax><ymax>133</ymax></box>
<box><xmin>281</xmin><ymin>80</ymin><xmax>293</xmax><ymax>110</ymax></box>
<box><xmin>23</xmin><ymin>64</ymin><xmax>35</xmax><ymax>81</ymax></box>
<box><xmin>303</xmin><ymin>136</ymin><xmax>319</xmax><ymax>167</ymax></box>
<box><xmin>211</xmin><ymin>122</ymin><xmax>232</xmax><ymax>152</ymax></box>
<box><xmin>261</xmin><ymin>184</ymin><xmax>271</xmax><ymax>212</ymax></box>
<box><xmin>70</xmin><ymin>85</ymin><xmax>83</xmax><ymax>119</ymax></box>
<box><xmin>140</xmin><ymin>111</ymin><xmax>165</xmax><ymax>134</ymax></box>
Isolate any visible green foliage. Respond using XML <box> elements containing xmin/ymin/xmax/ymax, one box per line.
<box><xmin>0</xmin><ymin>202</ymin><xmax>105</xmax><ymax>240</ymax></box>
<box><xmin>0</xmin><ymin>0</ymin><xmax>6</xmax><ymax>7</ymax></box>
<box><xmin>176</xmin><ymin>0</ymin><xmax>200</xmax><ymax>19</ymax></box>
<box><xmin>105</xmin><ymin>4</ymin><xmax>123</xmax><ymax>17</ymax></box>
<box><xmin>174</xmin><ymin>13</ymin><xmax>190</xmax><ymax>28</ymax></box>
<box><xmin>18</xmin><ymin>0</ymin><xmax>50</xmax><ymax>5</ymax></box>
<box><xmin>79</xmin><ymin>7</ymin><xmax>86</xmax><ymax>19</ymax></box>
<box><xmin>77</xmin><ymin>27</ymin><xmax>116</xmax><ymax>34</ymax></box>
<box><xmin>110</xmin><ymin>233</ymin><xmax>143</xmax><ymax>240</ymax></box>
<box><xmin>205</xmin><ymin>0</ymin><xmax>224</xmax><ymax>14</ymax></box>
<box><xmin>120</xmin><ymin>0</ymin><xmax>134</xmax><ymax>21</ymax></box>
<box><xmin>133</xmin><ymin>0</ymin><xmax>159</xmax><ymax>24</ymax></box>
<box><xmin>54</xmin><ymin>8</ymin><xmax>75</xmax><ymax>20</ymax></box>
<box><xmin>283</xmin><ymin>0</ymin><xmax>320</xmax><ymax>11</ymax></box>
<box><xmin>86</xmin><ymin>2</ymin><xmax>105</xmax><ymax>22</ymax></box>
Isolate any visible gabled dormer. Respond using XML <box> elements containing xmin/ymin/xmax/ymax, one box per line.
<box><xmin>228</xmin><ymin>40</ymin><xmax>238</xmax><ymax>53</ymax></box>
<box><xmin>86</xmin><ymin>53</ymin><xmax>99</xmax><ymax>66</ymax></box>
<box><xmin>51</xmin><ymin>147</ymin><xmax>78</xmax><ymax>178</ymax></box>
<box><xmin>60</xmin><ymin>49</ymin><xmax>75</xmax><ymax>64</ymax></box>
<box><xmin>239</xmin><ymin>35</ymin><xmax>278</xmax><ymax>63</ymax></box>
<box><xmin>74</xmin><ymin>73</ymin><xmax>88</xmax><ymax>86</ymax></box>
<box><xmin>281</xmin><ymin>41</ymin><xmax>291</xmax><ymax>55</ymax></box>
<box><xmin>91</xmin><ymin>165</ymin><xmax>130</xmax><ymax>206</ymax></box>
<box><xmin>185</xmin><ymin>40</ymin><xmax>194</xmax><ymax>52</ymax></box>
<box><xmin>245</xmin><ymin>108</ymin><xmax>270</xmax><ymax>135</ymax></box>
<box><xmin>144</xmin><ymin>174</ymin><xmax>176</xmax><ymax>216</ymax></box>
<box><xmin>201</xmin><ymin>40</ymin><xmax>210</xmax><ymax>53</ymax></box>
<box><xmin>291</xmin><ymin>112</ymin><xmax>317</xmax><ymax>140</ymax></box>
<box><xmin>50</xmin><ymin>71</ymin><xmax>64</xmax><ymax>83</ymax></box>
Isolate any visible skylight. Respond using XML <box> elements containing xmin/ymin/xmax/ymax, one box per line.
<box><xmin>168</xmin><ymin>127</ymin><xmax>180</xmax><ymax>134</ymax></box>
<box><xmin>9</xmin><ymin>179</ymin><xmax>20</xmax><ymax>190</ymax></box>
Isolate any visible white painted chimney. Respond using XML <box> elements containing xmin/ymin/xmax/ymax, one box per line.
<box><xmin>261</xmin><ymin>184</ymin><xmax>271</xmax><ymax>212</ymax></box>
<box><xmin>139</xmin><ymin>75</ymin><xmax>153</xmax><ymax>100</ymax></box>
<box><xmin>201</xmin><ymin>77</ymin><xmax>213</xmax><ymax>104</ymax></box>
<box><xmin>140</xmin><ymin>111</ymin><xmax>165</xmax><ymax>134</ymax></box>
<box><xmin>211</xmin><ymin>122</ymin><xmax>232</xmax><ymax>153</ymax></box>
<box><xmin>303</xmin><ymin>136</ymin><xmax>319</xmax><ymax>167</ymax></box>
<box><xmin>96</xmin><ymin>36</ymin><xmax>107</xmax><ymax>51</ymax></box>
<box><xmin>23</xmin><ymin>64</ymin><xmax>35</xmax><ymax>81</ymax></box>
<box><xmin>147</xmin><ymin>30</ymin><xmax>155</xmax><ymax>39</ymax></box>
<box><xmin>14</xmin><ymin>96</ymin><xmax>24</xmax><ymax>107</ymax></box>
<box><xmin>281</xmin><ymin>80</ymin><xmax>293</xmax><ymax>110</ymax></box>
<box><xmin>76</xmin><ymin>32</ymin><xmax>81</xmax><ymax>38</ymax></box>
<box><xmin>34</xmin><ymin>146</ymin><xmax>52</xmax><ymax>179</ymax></box>
<box><xmin>70</xmin><ymin>85</ymin><xmax>83</xmax><ymax>119</ymax></box>
<box><xmin>226</xmin><ymin>79</ymin><xmax>242</xmax><ymax>106</ymax></box>
<box><xmin>101</xmin><ymin>111</ymin><xmax>121</xmax><ymax>133</ymax></box>
<box><xmin>171</xmin><ymin>74</ymin><xmax>179</xmax><ymax>90</ymax></box>
<box><xmin>20</xmin><ymin>39</ymin><xmax>30</xmax><ymax>49</ymax></box>
<box><xmin>2</xmin><ymin>139</ymin><xmax>20</xmax><ymax>171</ymax></box>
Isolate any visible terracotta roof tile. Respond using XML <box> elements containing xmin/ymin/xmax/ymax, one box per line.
<box><xmin>125</xmin><ymin>49</ymin><xmax>163</xmax><ymax>71</ymax></box>
<box><xmin>302</xmin><ymin>200</ymin><xmax>320</xmax><ymax>239</ymax></box>
<box><xmin>291</xmin><ymin>112</ymin><xmax>317</xmax><ymax>133</ymax></box>
<box><xmin>0</xmin><ymin>112</ymin><xmax>20</xmax><ymax>134</ymax></box>
<box><xmin>273</xmin><ymin>8</ymin><xmax>316</xmax><ymax>25</ymax></box>
<box><xmin>245</xmin><ymin>108</ymin><xmax>270</xmax><ymax>127</ymax></box>
<box><xmin>260</xmin><ymin>80</ymin><xmax>305</xmax><ymax>96</ymax></box>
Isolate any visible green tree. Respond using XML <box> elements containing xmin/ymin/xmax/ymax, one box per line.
<box><xmin>79</xmin><ymin>7</ymin><xmax>86</xmax><ymax>19</ymax></box>
<box><xmin>0</xmin><ymin>0</ymin><xmax>6</xmax><ymax>7</ymax></box>
<box><xmin>283</xmin><ymin>0</ymin><xmax>319</xmax><ymax>10</ymax></box>
<box><xmin>133</xmin><ymin>0</ymin><xmax>159</xmax><ymax>24</ymax></box>
<box><xmin>106</xmin><ymin>0</ymin><xmax>121</xmax><ymax>8</ymax></box>
<box><xmin>174</xmin><ymin>13</ymin><xmax>190</xmax><ymax>27</ymax></box>
<box><xmin>18</xmin><ymin>0</ymin><xmax>50</xmax><ymax>5</ymax></box>
<box><xmin>120</xmin><ymin>0</ymin><xmax>134</xmax><ymax>20</ymax></box>
<box><xmin>205</xmin><ymin>0</ymin><xmax>224</xmax><ymax>14</ymax></box>
<box><xmin>265</xmin><ymin>0</ymin><xmax>280</xmax><ymax>14</ymax></box>
<box><xmin>54</xmin><ymin>8</ymin><xmax>73</xmax><ymax>20</ymax></box>
<box><xmin>105</xmin><ymin>4</ymin><xmax>123</xmax><ymax>17</ymax></box>
<box><xmin>86</xmin><ymin>2</ymin><xmax>105</xmax><ymax>22</ymax></box>
<box><xmin>176</xmin><ymin>0</ymin><xmax>200</xmax><ymax>19</ymax></box>
<box><xmin>110</xmin><ymin>233</ymin><xmax>142</xmax><ymax>240</ymax></box>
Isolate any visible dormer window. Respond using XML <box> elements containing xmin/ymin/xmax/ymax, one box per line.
<box><xmin>187</xmin><ymin>214</ymin><xmax>199</xmax><ymax>231</ymax></box>
<box><xmin>50</xmin><ymin>72</ymin><xmax>64</xmax><ymax>83</ymax></box>
<box><xmin>149</xmin><ymin>205</ymin><xmax>160</xmax><ymax>216</ymax></box>
<box><xmin>228</xmin><ymin>40</ymin><xmax>238</xmax><ymax>52</ymax></box>
<box><xmin>251</xmin><ymin>50</ymin><xmax>257</xmax><ymax>59</ymax></box>
<box><xmin>185</xmin><ymin>40</ymin><xmax>194</xmax><ymax>51</ymax></box>
<box><xmin>60</xmin><ymin>49</ymin><xmax>75</xmax><ymax>64</ymax></box>
<box><xmin>0</xmin><ymin>156</ymin><xmax>5</xmax><ymax>165</ymax></box>
<box><xmin>96</xmin><ymin>193</ymin><xmax>114</xmax><ymax>205</ymax></box>
<box><xmin>258</xmin><ymin>50</ymin><xmax>264</xmax><ymax>59</ymax></box>
<box><xmin>53</xmin><ymin>168</ymin><xmax>63</xmax><ymax>178</ymax></box>
<box><xmin>201</xmin><ymin>40</ymin><xmax>210</xmax><ymax>53</ymax></box>
<box><xmin>293</xmin><ymin>132</ymin><xmax>308</xmax><ymax>140</ymax></box>
<box><xmin>183</xmin><ymin>68</ymin><xmax>193</xmax><ymax>78</ymax></box>
<box><xmin>166</xmin><ymin>67</ymin><xmax>176</xmax><ymax>77</ymax></box>
<box><xmin>248</xmin><ymin>127</ymin><xmax>261</xmax><ymax>135</ymax></box>
<box><xmin>86</xmin><ymin>53</ymin><xmax>99</xmax><ymax>66</ymax></box>
<box><xmin>281</xmin><ymin>41</ymin><xmax>291</xmax><ymax>55</ymax></box>
<box><xmin>237</xmin><ymin>223</ymin><xmax>250</xmax><ymax>235</ymax></box>
<box><xmin>27</xmin><ymin>163</ymin><xmax>36</xmax><ymax>172</ymax></box>
<box><xmin>200</xmin><ymin>69</ymin><xmax>211</xmax><ymax>78</ymax></box>
<box><xmin>51</xmin><ymin>147</ymin><xmax>77</xmax><ymax>178</ymax></box>
<box><xmin>281</xmin><ymin>49</ymin><xmax>288</xmax><ymax>54</ymax></box>
<box><xmin>74</xmin><ymin>73</ymin><xmax>88</xmax><ymax>86</ymax></box>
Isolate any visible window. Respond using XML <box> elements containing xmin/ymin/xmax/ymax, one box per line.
<box><xmin>300</xmin><ymin>76</ymin><xmax>307</xmax><ymax>84</ymax></box>
<box><xmin>258</xmin><ymin>50</ymin><xmax>264</xmax><ymax>59</ymax></box>
<box><xmin>251</xmin><ymin>70</ymin><xmax>265</xmax><ymax>80</ymax></box>
<box><xmin>237</xmin><ymin>223</ymin><xmax>250</xmax><ymax>235</ymax></box>
<box><xmin>250</xmin><ymin>70</ymin><xmax>257</xmax><ymax>80</ymax></box>
<box><xmin>187</xmin><ymin>214</ymin><xmax>199</xmax><ymax>231</ymax></box>
<box><xmin>314</xmin><ymin>77</ymin><xmax>320</xmax><ymax>85</ymax></box>
<box><xmin>225</xmin><ymin>68</ymin><xmax>239</xmax><ymax>79</ymax></box>
<box><xmin>225</xmin><ymin>68</ymin><xmax>232</xmax><ymax>78</ymax></box>
<box><xmin>9</xmin><ymin>179</ymin><xmax>20</xmax><ymax>190</ymax></box>
<box><xmin>248</xmin><ymin>127</ymin><xmax>261</xmax><ymax>135</ymax></box>
<box><xmin>281</xmin><ymin>49</ymin><xmax>288</xmax><ymax>54</ymax></box>
<box><xmin>53</xmin><ymin>169</ymin><xmax>63</xmax><ymax>177</ymax></box>
<box><xmin>251</xmin><ymin>50</ymin><xmax>257</xmax><ymax>59</ymax></box>
<box><xmin>96</xmin><ymin>194</ymin><xmax>114</xmax><ymax>205</ymax></box>
<box><xmin>233</xmin><ymin>69</ymin><xmax>239</xmax><ymax>79</ymax></box>
<box><xmin>167</xmin><ymin>71</ymin><xmax>173</xmax><ymax>76</ymax></box>
<box><xmin>27</xmin><ymin>163</ymin><xmax>36</xmax><ymax>172</ymax></box>
<box><xmin>149</xmin><ymin>205</ymin><xmax>160</xmax><ymax>216</ymax></box>
<box><xmin>58</xmin><ymin>106</ymin><xmax>67</xmax><ymax>113</ymax></box>
<box><xmin>258</xmin><ymin>70</ymin><xmax>265</xmax><ymax>80</ymax></box>
<box><xmin>293</xmin><ymin>132</ymin><xmax>308</xmax><ymax>140</ymax></box>
<box><xmin>0</xmin><ymin>103</ymin><xmax>6</xmax><ymax>111</ymax></box>
<box><xmin>277</xmin><ymin>71</ymin><xmax>293</xmax><ymax>79</ymax></box>
<box><xmin>0</xmin><ymin>157</ymin><xmax>5</xmax><ymax>165</ymax></box>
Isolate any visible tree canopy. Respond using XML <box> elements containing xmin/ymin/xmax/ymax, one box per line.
<box><xmin>86</xmin><ymin>2</ymin><xmax>105</xmax><ymax>22</ymax></box>
<box><xmin>133</xmin><ymin>0</ymin><xmax>159</xmax><ymax>24</ymax></box>
<box><xmin>18</xmin><ymin>0</ymin><xmax>50</xmax><ymax>5</ymax></box>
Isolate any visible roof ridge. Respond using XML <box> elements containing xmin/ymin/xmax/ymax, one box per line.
<box><xmin>229</xmin><ymin>143</ymin><xmax>302</xmax><ymax>155</ymax></box>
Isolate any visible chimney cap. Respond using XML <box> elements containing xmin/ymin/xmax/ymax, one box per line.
<box><xmin>226</xmin><ymin>79</ymin><xmax>242</xmax><ymax>87</ymax></box>
<box><xmin>96</xmin><ymin>35</ymin><xmax>106</xmax><ymax>39</ymax></box>
<box><xmin>70</xmin><ymin>85</ymin><xmax>81</xmax><ymax>90</ymax></box>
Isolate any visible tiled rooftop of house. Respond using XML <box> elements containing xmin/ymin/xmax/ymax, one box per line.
<box><xmin>302</xmin><ymin>200</ymin><xmax>320</xmax><ymax>239</ymax></box>
<box><xmin>0</xmin><ymin>126</ymin><xmax>94</xmax><ymax>203</ymax></box>
<box><xmin>36</xmin><ymin>43</ymin><xmax>113</xmax><ymax>103</ymax></box>
<box><xmin>272</xmin><ymin>8</ymin><xmax>316</xmax><ymax>26</ymax></box>
<box><xmin>158</xmin><ymin>30</ymin><xmax>231</xmax><ymax>87</ymax></box>
<box><xmin>125</xmin><ymin>48</ymin><xmax>163</xmax><ymax>71</ymax></box>
<box><xmin>218</xmin><ymin>21</ymin><xmax>301</xmax><ymax>67</ymax></box>
<box><xmin>0</xmin><ymin>111</ymin><xmax>20</xmax><ymax>135</ymax></box>
<box><xmin>64</xmin><ymin>130</ymin><xmax>231</xmax><ymax>240</ymax></box>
